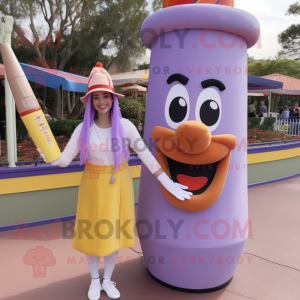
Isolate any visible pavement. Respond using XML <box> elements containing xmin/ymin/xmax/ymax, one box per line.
<box><xmin>1</xmin><ymin>176</ymin><xmax>300</xmax><ymax>300</ymax></box>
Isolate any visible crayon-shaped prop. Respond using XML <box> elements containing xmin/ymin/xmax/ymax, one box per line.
<box><xmin>0</xmin><ymin>43</ymin><xmax>61</xmax><ymax>163</ymax></box>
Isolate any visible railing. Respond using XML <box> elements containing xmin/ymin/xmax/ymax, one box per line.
<box><xmin>0</xmin><ymin>153</ymin><xmax>139</xmax><ymax>167</ymax></box>
<box><xmin>247</xmin><ymin>138</ymin><xmax>300</xmax><ymax>147</ymax></box>
<box><xmin>274</xmin><ymin>117</ymin><xmax>300</xmax><ymax>136</ymax></box>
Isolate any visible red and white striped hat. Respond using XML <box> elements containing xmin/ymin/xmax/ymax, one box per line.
<box><xmin>80</xmin><ymin>62</ymin><xmax>124</xmax><ymax>104</ymax></box>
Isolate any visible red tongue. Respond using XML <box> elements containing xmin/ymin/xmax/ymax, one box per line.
<box><xmin>176</xmin><ymin>174</ymin><xmax>208</xmax><ymax>191</ymax></box>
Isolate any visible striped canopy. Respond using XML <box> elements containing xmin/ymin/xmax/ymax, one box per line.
<box><xmin>250</xmin><ymin>73</ymin><xmax>300</xmax><ymax>95</ymax></box>
<box><xmin>19</xmin><ymin>63</ymin><xmax>89</xmax><ymax>93</ymax></box>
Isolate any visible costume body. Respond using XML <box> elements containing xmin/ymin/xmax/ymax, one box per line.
<box><xmin>52</xmin><ymin>118</ymin><xmax>161</xmax><ymax>256</ymax></box>
<box><xmin>136</xmin><ymin>2</ymin><xmax>260</xmax><ymax>292</ymax></box>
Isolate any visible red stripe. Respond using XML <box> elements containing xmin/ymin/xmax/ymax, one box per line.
<box><xmin>19</xmin><ymin>107</ymin><xmax>41</xmax><ymax>118</ymax></box>
<box><xmin>87</xmin><ymin>84</ymin><xmax>115</xmax><ymax>93</ymax></box>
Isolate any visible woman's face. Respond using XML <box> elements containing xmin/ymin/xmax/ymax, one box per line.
<box><xmin>92</xmin><ymin>91</ymin><xmax>113</xmax><ymax>116</ymax></box>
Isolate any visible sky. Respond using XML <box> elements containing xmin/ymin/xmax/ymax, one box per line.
<box><xmin>235</xmin><ymin>0</ymin><xmax>299</xmax><ymax>59</ymax></box>
<box><xmin>4</xmin><ymin>0</ymin><xmax>299</xmax><ymax>64</ymax></box>
<box><xmin>142</xmin><ymin>0</ymin><xmax>300</xmax><ymax>62</ymax></box>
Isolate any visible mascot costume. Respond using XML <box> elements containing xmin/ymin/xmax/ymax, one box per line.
<box><xmin>136</xmin><ymin>0</ymin><xmax>260</xmax><ymax>292</ymax></box>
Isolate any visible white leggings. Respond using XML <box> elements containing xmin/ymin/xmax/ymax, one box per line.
<box><xmin>86</xmin><ymin>250</ymin><xmax>118</xmax><ymax>280</ymax></box>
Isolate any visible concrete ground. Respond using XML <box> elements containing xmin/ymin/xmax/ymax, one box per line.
<box><xmin>1</xmin><ymin>176</ymin><xmax>300</xmax><ymax>300</ymax></box>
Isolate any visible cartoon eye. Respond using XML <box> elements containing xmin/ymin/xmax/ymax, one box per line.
<box><xmin>165</xmin><ymin>84</ymin><xmax>190</xmax><ymax>129</ymax></box>
<box><xmin>195</xmin><ymin>88</ymin><xmax>221</xmax><ymax>132</ymax></box>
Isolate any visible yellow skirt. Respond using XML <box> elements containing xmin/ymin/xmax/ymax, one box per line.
<box><xmin>72</xmin><ymin>161</ymin><xmax>136</xmax><ymax>257</ymax></box>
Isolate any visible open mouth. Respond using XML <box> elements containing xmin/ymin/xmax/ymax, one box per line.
<box><xmin>152</xmin><ymin>123</ymin><xmax>237</xmax><ymax>212</ymax></box>
<box><xmin>167</xmin><ymin>157</ymin><xmax>219</xmax><ymax>195</ymax></box>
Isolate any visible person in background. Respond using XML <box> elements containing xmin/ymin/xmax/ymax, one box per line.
<box><xmin>258</xmin><ymin>100</ymin><xmax>267</xmax><ymax>114</ymax></box>
<box><xmin>280</xmin><ymin>105</ymin><xmax>290</xmax><ymax>119</ymax></box>
<box><xmin>279</xmin><ymin>106</ymin><xmax>284</xmax><ymax>115</ymax></box>
<box><xmin>248</xmin><ymin>100</ymin><xmax>257</xmax><ymax>118</ymax></box>
<box><xmin>258</xmin><ymin>105</ymin><xmax>267</xmax><ymax>117</ymax></box>
<box><xmin>289</xmin><ymin>102</ymin><xmax>300</xmax><ymax>117</ymax></box>
<box><xmin>288</xmin><ymin>102</ymin><xmax>300</xmax><ymax>135</ymax></box>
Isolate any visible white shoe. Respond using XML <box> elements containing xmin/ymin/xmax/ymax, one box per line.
<box><xmin>88</xmin><ymin>280</ymin><xmax>102</xmax><ymax>300</ymax></box>
<box><xmin>101</xmin><ymin>279</ymin><xmax>120</xmax><ymax>299</ymax></box>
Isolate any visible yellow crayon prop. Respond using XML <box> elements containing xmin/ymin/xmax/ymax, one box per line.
<box><xmin>0</xmin><ymin>43</ymin><xmax>61</xmax><ymax>163</ymax></box>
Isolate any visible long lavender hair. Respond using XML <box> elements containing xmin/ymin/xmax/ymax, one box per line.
<box><xmin>79</xmin><ymin>93</ymin><xmax>130</xmax><ymax>171</ymax></box>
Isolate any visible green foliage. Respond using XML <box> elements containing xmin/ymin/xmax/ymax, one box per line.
<box><xmin>48</xmin><ymin>119</ymin><xmax>83</xmax><ymax>138</ymax></box>
<box><xmin>152</xmin><ymin>0</ymin><xmax>163</xmax><ymax>12</ymax></box>
<box><xmin>248</xmin><ymin>117</ymin><xmax>276</xmax><ymax>131</ymax></box>
<box><xmin>16</xmin><ymin>119</ymin><xmax>83</xmax><ymax>143</ymax></box>
<box><xmin>65</xmin><ymin>0</ymin><xmax>150</xmax><ymax>74</ymax></box>
<box><xmin>277</xmin><ymin>3</ymin><xmax>300</xmax><ymax>60</ymax></box>
<box><xmin>137</xmin><ymin>62</ymin><xmax>149</xmax><ymax>70</ymax></box>
<box><xmin>16</xmin><ymin>120</ymin><xmax>28</xmax><ymax>142</ymax></box>
<box><xmin>248</xmin><ymin>58</ymin><xmax>300</xmax><ymax>78</ymax></box>
<box><xmin>248</xmin><ymin>117</ymin><xmax>261</xmax><ymax>129</ymax></box>
<box><xmin>259</xmin><ymin>117</ymin><xmax>276</xmax><ymax>131</ymax></box>
<box><xmin>119</xmin><ymin>96</ymin><xmax>143</xmax><ymax>126</ymax></box>
<box><xmin>77</xmin><ymin>104</ymin><xmax>86</xmax><ymax>120</ymax></box>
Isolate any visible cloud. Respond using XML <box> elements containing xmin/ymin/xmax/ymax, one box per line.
<box><xmin>235</xmin><ymin>0</ymin><xmax>300</xmax><ymax>58</ymax></box>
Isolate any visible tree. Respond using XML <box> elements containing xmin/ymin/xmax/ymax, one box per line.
<box><xmin>248</xmin><ymin>57</ymin><xmax>300</xmax><ymax>78</ymax></box>
<box><xmin>137</xmin><ymin>62</ymin><xmax>149</xmax><ymax>70</ymax></box>
<box><xmin>151</xmin><ymin>0</ymin><xmax>163</xmax><ymax>12</ymax></box>
<box><xmin>0</xmin><ymin>0</ymin><xmax>149</xmax><ymax>119</ymax></box>
<box><xmin>0</xmin><ymin>0</ymin><xmax>95</xmax><ymax>118</ymax></box>
<box><xmin>278</xmin><ymin>2</ymin><xmax>300</xmax><ymax>60</ymax></box>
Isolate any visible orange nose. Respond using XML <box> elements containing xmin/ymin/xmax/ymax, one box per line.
<box><xmin>174</xmin><ymin>121</ymin><xmax>211</xmax><ymax>154</ymax></box>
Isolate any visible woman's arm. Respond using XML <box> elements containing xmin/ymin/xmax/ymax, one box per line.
<box><xmin>125</xmin><ymin>120</ymin><xmax>192</xmax><ymax>201</ymax></box>
<box><xmin>125</xmin><ymin>119</ymin><xmax>162</xmax><ymax>174</ymax></box>
<box><xmin>50</xmin><ymin>123</ymin><xmax>83</xmax><ymax>167</ymax></box>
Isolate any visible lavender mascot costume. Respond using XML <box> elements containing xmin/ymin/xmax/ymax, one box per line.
<box><xmin>136</xmin><ymin>0</ymin><xmax>260</xmax><ymax>292</ymax></box>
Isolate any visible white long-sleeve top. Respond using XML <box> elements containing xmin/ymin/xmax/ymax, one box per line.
<box><xmin>51</xmin><ymin>118</ymin><xmax>161</xmax><ymax>174</ymax></box>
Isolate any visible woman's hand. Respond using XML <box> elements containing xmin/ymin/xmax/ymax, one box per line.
<box><xmin>37</xmin><ymin>148</ymin><xmax>46</xmax><ymax>162</ymax></box>
<box><xmin>156</xmin><ymin>172</ymin><xmax>193</xmax><ymax>201</ymax></box>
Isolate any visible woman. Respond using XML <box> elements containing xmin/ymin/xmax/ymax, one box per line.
<box><xmin>248</xmin><ymin>100</ymin><xmax>257</xmax><ymax>118</ymax></box>
<box><xmin>280</xmin><ymin>105</ymin><xmax>289</xmax><ymax>119</ymax></box>
<box><xmin>38</xmin><ymin>63</ymin><xmax>192</xmax><ymax>300</ymax></box>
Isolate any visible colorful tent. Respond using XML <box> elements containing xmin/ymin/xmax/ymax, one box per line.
<box><xmin>257</xmin><ymin>73</ymin><xmax>300</xmax><ymax>96</ymax></box>
<box><xmin>111</xmin><ymin>69</ymin><xmax>149</xmax><ymax>87</ymax></box>
<box><xmin>19</xmin><ymin>63</ymin><xmax>89</xmax><ymax>93</ymax></box>
<box><xmin>138</xmin><ymin>72</ymin><xmax>283</xmax><ymax>90</ymax></box>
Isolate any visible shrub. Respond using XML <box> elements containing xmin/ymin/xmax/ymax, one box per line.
<box><xmin>16</xmin><ymin>119</ymin><xmax>83</xmax><ymax>142</ymax></box>
<box><xmin>119</xmin><ymin>96</ymin><xmax>143</xmax><ymax>126</ymax></box>
<box><xmin>248</xmin><ymin>117</ymin><xmax>261</xmax><ymax>129</ymax></box>
<box><xmin>260</xmin><ymin>117</ymin><xmax>276</xmax><ymax>131</ymax></box>
<box><xmin>48</xmin><ymin>119</ymin><xmax>83</xmax><ymax>138</ymax></box>
<box><xmin>16</xmin><ymin>120</ymin><xmax>29</xmax><ymax>142</ymax></box>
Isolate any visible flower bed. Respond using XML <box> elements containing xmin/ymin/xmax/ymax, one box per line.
<box><xmin>0</xmin><ymin>136</ymin><xmax>136</xmax><ymax>164</ymax></box>
<box><xmin>2</xmin><ymin>130</ymin><xmax>299</xmax><ymax>163</ymax></box>
<box><xmin>248</xmin><ymin>129</ymin><xmax>300</xmax><ymax>144</ymax></box>
<box><xmin>0</xmin><ymin>136</ymin><xmax>72</xmax><ymax>163</ymax></box>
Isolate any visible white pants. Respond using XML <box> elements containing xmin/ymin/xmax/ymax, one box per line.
<box><xmin>86</xmin><ymin>250</ymin><xmax>118</xmax><ymax>280</ymax></box>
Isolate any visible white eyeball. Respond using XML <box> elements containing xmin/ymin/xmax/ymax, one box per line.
<box><xmin>195</xmin><ymin>88</ymin><xmax>222</xmax><ymax>132</ymax></box>
<box><xmin>165</xmin><ymin>84</ymin><xmax>190</xmax><ymax>129</ymax></box>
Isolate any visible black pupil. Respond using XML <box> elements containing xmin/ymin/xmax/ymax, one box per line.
<box><xmin>200</xmin><ymin>100</ymin><xmax>219</xmax><ymax>126</ymax></box>
<box><xmin>169</xmin><ymin>97</ymin><xmax>187</xmax><ymax>123</ymax></box>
